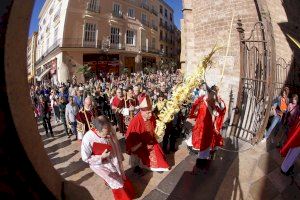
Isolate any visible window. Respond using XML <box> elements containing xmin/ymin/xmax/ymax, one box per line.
<box><xmin>128</xmin><ymin>8</ymin><xmax>135</xmax><ymax>18</ymax></box>
<box><xmin>53</xmin><ymin>28</ymin><xmax>58</xmax><ymax>43</ymax></box>
<box><xmin>84</xmin><ymin>23</ymin><xmax>96</xmax><ymax>42</ymax></box>
<box><xmin>152</xmin><ymin>38</ymin><xmax>155</xmax><ymax>48</ymax></box>
<box><xmin>160</xmin><ymin>44</ymin><xmax>163</xmax><ymax>51</ymax></box>
<box><xmin>113</xmin><ymin>4</ymin><xmax>121</xmax><ymax>14</ymax></box>
<box><xmin>164</xmin><ymin>9</ymin><xmax>167</xmax><ymax>18</ymax></box>
<box><xmin>126</xmin><ymin>30</ymin><xmax>135</xmax><ymax>45</ymax></box>
<box><xmin>170</xmin><ymin>13</ymin><xmax>173</xmax><ymax>21</ymax></box>
<box><xmin>160</xmin><ymin>5</ymin><xmax>163</xmax><ymax>14</ymax></box>
<box><xmin>166</xmin><ymin>46</ymin><xmax>168</xmax><ymax>54</ymax></box>
<box><xmin>160</xmin><ymin>30</ymin><xmax>163</xmax><ymax>39</ymax></box>
<box><xmin>141</xmin><ymin>13</ymin><xmax>147</xmax><ymax>22</ymax></box>
<box><xmin>111</xmin><ymin>27</ymin><xmax>120</xmax><ymax>44</ymax></box>
<box><xmin>46</xmin><ymin>38</ymin><xmax>49</xmax><ymax>50</ymax></box>
<box><xmin>87</xmin><ymin>0</ymin><xmax>100</xmax><ymax>12</ymax></box>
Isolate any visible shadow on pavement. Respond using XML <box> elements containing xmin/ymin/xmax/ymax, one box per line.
<box><xmin>56</xmin><ymin>159</ymin><xmax>89</xmax><ymax>179</ymax></box>
<box><xmin>45</xmin><ymin>140</ymin><xmax>72</xmax><ymax>154</ymax></box>
<box><xmin>50</xmin><ymin>150</ymin><xmax>79</xmax><ymax>166</ymax></box>
<box><xmin>74</xmin><ymin>172</ymin><xmax>95</xmax><ymax>185</ymax></box>
<box><xmin>144</xmin><ymin>137</ymin><xmax>241</xmax><ymax>200</ymax></box>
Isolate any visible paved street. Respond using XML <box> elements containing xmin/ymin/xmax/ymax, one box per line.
<box><xmin>38</xmin><ymin>119</ymin><xmax>300</xmax><ymax>200</ymax></box>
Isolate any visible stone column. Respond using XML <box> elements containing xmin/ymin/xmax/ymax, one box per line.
<box><xmin>182</xmin><ymin>0</ymin><xmax>196</xmax><ymax>76</ymax></box>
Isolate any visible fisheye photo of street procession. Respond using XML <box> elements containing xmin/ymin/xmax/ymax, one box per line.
<box><xmin>1</xmin><ymin>0</ymin><xmax>300</xmax><ymax>199</ymax></box>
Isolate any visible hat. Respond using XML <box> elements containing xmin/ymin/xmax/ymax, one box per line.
<box><xmin>139</xmin><ymin>94</ymin><xmax>152</xmax><ymax>111</ymax></box>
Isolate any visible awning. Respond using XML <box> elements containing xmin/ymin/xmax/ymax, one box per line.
<box><xmin>36</xmin><ymin>68</ymin><xmax>51</xmax><ymax>81</ymax></box>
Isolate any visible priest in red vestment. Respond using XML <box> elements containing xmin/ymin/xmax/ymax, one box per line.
<box><xmin>125</xmin><ymin>94</ymin><xmax>169</xmax><ymax>174</ymax></box>
<box><xmin>111</xmin><ymin>88</ymin><xmax>126</xmax><ymax>134</ymax></box>
<box><xmin>189</xmin><ymin>85</ymin><xmax>226</xmax><ymax>171</ymax></box>
<box><xmin>76</xmin><ymin>96</ymin><xmax>97</xmax><ymax>141</ymax></box>
<box><xmin>280</xmin><ymin>117</ymin><xmax>300</xmax><ymax>176</ymax></box>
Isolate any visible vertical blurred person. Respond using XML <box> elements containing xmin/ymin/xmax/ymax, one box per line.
<box><xmin>37</xmin><ymin>96</ymin><xmax>54</xmax><ymax>137</ymax></box>
<box><xmin>280</xmin><ymin>117</ymin><xmax>300</xmax><ymax>176</ymax></box>
<box><xmin>58</xmin><ymin>96</ymin><xmax>69</xmax><ymax>137</ymax></box>
<box><xmin>66</xmin><ymin>96</ymin><xmax>79</xmax><ymax>140</ymax></box>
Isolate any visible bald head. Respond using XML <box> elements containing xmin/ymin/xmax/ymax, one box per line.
<box><xmin>84</xmin><ymin>96</ymin><xmax>92</xmax><ymax>111</ymax></box>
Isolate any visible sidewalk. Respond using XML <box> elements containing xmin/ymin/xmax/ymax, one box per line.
<box><xmin>144</xmin><ymin>137</ymin><xmax>300</xmax><ymax>200</ymax></box>
<box><xmin>39</xmin><ymin>119</ymin><xmax>300</xmax><ymax>200</ymax></box>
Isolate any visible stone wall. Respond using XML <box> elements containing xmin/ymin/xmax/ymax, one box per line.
<box><xmin>181</xmin><ymin>0</ymin><xmax>300</xmax><ymax>107</ymax></box>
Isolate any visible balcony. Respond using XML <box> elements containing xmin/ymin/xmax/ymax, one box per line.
<box><xmin>142</xmin><ymin>20</ymin><xmax>150</xmax><ymax>27</ymax></box>
<box><xmin>152</xmin><ymin>24</ymin><xmax>158</xmax><ymax>31</ymax></box>
<box><xmin>63</xmin><ymin>38</ymin><xmax>102</xmax><ymax>48</ymax></box>
<box><xmin>112</xmin><ymin>11</ymin><xmax>123</xmax><ymax>18</ymax></box>
<box><xmin>164</xmin><ymin>24</ymin><xmax>169</xmax><ymax>31</ymax></box>
<box><xmin>141</xmin><ymin>46</ymin><xmax>159</xmax><ymax>54</ymax></box>
<box><xmin>151</xmin><ymin>9</ymin><xmax>158</xmax><ymax>16</ymax></box>
<box><xmin>141</xmin><ymin>3</ymin><xmax>150</xmax><ymax>11</ymax></box>
<box><xmin>35</xmin><ymin>39</ymin><xmax>62</xmax><ymax>65</ymax></box>
<box><xmin>159</xmin><ymin>21</ymin><xmax>164</xmax><ymax>27</ymax></box>
<box><xmin>86</xmin><ymin>2</ymin><xmax>100</xmax><ymax>13</ymax></box>
<box><xmin>110</xmin><ymin>43</ymin><xmax>125</xmax><ymax>50</ymax></box>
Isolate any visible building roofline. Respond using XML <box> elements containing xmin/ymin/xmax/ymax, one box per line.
<box><xmin>159</xmin><ymin>0</ymin><xmax>174</xmax><ymax>12</ymax></box>
<box><xmin>38</xmin><ymin>0</ymin><xmax>52</xmax><ymax>19</ymax></box>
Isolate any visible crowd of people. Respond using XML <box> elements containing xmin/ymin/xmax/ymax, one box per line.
<box><xmin>29</xmin><ymin>70</ymin><xmax>300</xmax><ymax>199</ymax></box>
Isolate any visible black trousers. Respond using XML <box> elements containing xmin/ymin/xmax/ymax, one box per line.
<box><xmin>163</xmin><ymin>123</ymin><xmax>176</xmax><ymax>152</ymax></box>
<box><xmin>42</xmin><ymin>115</ymin><xmax>53</xmax><ymax>136</ymax></box>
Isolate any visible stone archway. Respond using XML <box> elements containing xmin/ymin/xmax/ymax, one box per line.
<box><xmin>1</xmin><ymin>1</ymin><xmax>92</xmax><ymax>199</ymax></box>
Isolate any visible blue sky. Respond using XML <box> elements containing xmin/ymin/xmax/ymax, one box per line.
<box><xmin>29</xmin><ymin>0</ymin><xmax>182</xmax><ymax>36</ymax></box>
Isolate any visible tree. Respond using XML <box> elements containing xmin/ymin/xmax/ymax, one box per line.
<box><xmin>76</xmin><ymin>65</ymin><xmax>94</xmax><ymax>80</ymax></box>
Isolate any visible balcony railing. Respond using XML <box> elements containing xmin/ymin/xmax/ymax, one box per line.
<box><xmin>112</xmin><ymin>11</ymin><xmax>123</xmax><ymax>18</ymax></box>
<box><xmin>141</xmin><ymin>3</ymin><xmax>150</xmax><ymax>11</ymax></box>
<box><xmin>110</xmin><ymin>43</ymin><xmax>125</xmax><ymax>50</ymax></box>
<box><xmin>63</xmin><ymin>38</ymin><xmax>102</xmax><ymax>48</ymax></box>
<box><xmin>87</xmin><ymin>2</ymin><xmax>100</xmax><ymax>13</ymax></box>
<box><xmin>35</xmin><ymin>39</ymin><xmax>61</xmax><ymax>65</ymax></box>
<box><xmin>141</xmin><ymin>46</ymin><xmax>159</xmax><ymax>54</ymax></box>
<box><xmin>152</xmin><ymin>24</ymin><xmax>158</xmax><ymax>31</ymax></box>
<box><xmin>142</xmin><ymin>20</ymin><xmax>150</xmax><ymax>27</ymax></box>
<box><xmin>151</xmin><ymin>9</ymin><xmax>158</xmax><ymax>16</ymax></box>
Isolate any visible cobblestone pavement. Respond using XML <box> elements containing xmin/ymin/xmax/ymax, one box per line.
<box><xmin>38</xmin><ymin>119</ymin><xmax>300</xmax><ymax>200</ymax></box>
<box><xmin>38</xmin><ymin>118</ymin><xmax>189</xmax><ymax>200</ymax></box>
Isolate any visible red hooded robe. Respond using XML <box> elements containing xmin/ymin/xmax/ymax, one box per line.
<box><xmin>189</xmin><ymin>96</ymin><xmax>226</xmax><ymax>151</ymax></box>
<box><xmin>125</xmin><ymin>112</ymin><xmax>169</xmax><ymax>170</ymax></box>
<box><xmin>280</xmin><ymin>117</ymin><xmax>300</xmax><ymax>157</ymax></box>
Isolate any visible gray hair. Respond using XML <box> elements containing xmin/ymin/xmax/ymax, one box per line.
<box><xmin>92</xmin><ymin>118</ymin><xmax>105</xmax><ymax>132</ymax></box>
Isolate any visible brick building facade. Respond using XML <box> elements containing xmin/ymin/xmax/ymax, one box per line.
<box><xmin>181</xmin><ymin>0</ymin><xmax>300</xmax><ymax>140</ymax></box>
<box><xmin>181</xmin><ymin>0</ymin><xmax>300</xmax><ymax>105</ymax></box>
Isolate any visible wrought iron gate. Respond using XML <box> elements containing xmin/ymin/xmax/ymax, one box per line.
<box><xmin>275</xmin><ymin>57</ymin><xmax>299</xmax><ymax>95</ymax></box>
<box><xmin>230</xmin><ymin>19</ymin><xmax>275</xmax><ymax>142</ymax></box>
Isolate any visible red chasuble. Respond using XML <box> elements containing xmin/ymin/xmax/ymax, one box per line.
<box><xmin>189</xmin><ymin>96</ymin><xmax>226</xmax><ymax>151</ymax></box>
<box><xmin>280</xmin><ymin>118</ymin><xmax>300</xmax><ymax>157</ymax></box>
<box><xmin>76</xmin><ymin>108</ymin><xmax>96</xmax><ymax>134</ymax></box>
<box><xmin>125</xmin><ymin>113</ymin><xmax>169</xmax><ymax>170</ymax></box>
